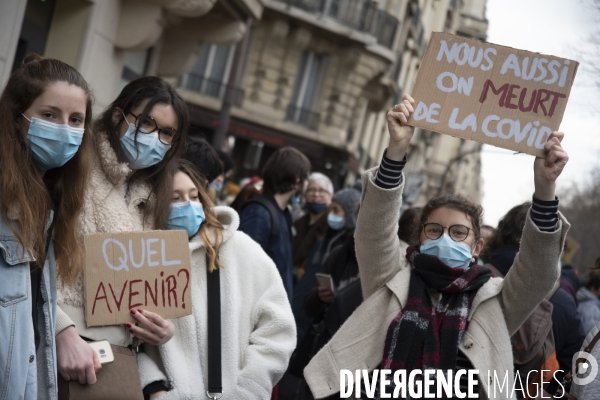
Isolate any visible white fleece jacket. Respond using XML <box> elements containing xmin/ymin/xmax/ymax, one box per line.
<box><xmin>56</xmin><ymin>132</ymin><xmax>153</xmax><ymax>345</ymax></box>
<box><xmin>137</xmin><ymin>206</ymin><xmax>297</xmax><ymax>399</ymax></box>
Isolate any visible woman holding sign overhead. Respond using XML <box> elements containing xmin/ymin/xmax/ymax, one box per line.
<box><xmin>55</xmin><ymin>77</ymin><xmax>189</xmax><ymax>390</ymax></box>
<box><xmin>303</xmin><ymin>94</ymin><xmax>571</xmax><ymax>399</ymax></box>
<box><xmin>136</xmin><ymin>160</ymin><xmax>296</xmax><ymax>399</ymax></box>
<box><xmin>0</xmin><ymin>55</ymin><xmax>93</xmax><ymax>399</ymax></box>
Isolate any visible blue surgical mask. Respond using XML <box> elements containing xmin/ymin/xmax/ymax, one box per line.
<box><xmin>166</xmin><ymin>201</ymin><xmax>205</xmax><ymax>238</ymax></box>
<box><xmin>210</xmin><ymin>180</ymin><xmax>223</xmax><ymax>194</ymax></box>
<box><xmin>304</xmin><ymin>202</ymin><xmax>328</xmax><ymax>214</ymax></box>
<box><xmin>420</xmin><ymin>233</ymin><xmax>473</xmax><ymax>268</ymax></box>
<box><xmin>327</xmin><ymin>213</ymin><xmax>345</xmax><ymax>230</ymax></box>
<box><xmin>119</xmin><ymin>112</ymin><xmax>170</xmax><ymax>169</ymax></box>
<box><xmin>23</xmin><ymin>115</ymin><xmax>84</xmax><ymax>170</ymax></box>
<box><xmin>290</xmin><ymin>195</ymin><xmax>301</xmax><ymax>207</ymax></box>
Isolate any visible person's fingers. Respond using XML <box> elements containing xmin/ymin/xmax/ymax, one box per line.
<box><xmin>77</xmin><ymin>366</ymin><xmax>88</xmax><ymax>385</ymax></box>
<box><xmin>549</xmin><ymin>131</ymin><xmax>565</xmax><ymax>142</ymax></box>
<box><xmin>139</xmin><ymin>310</ymin><xmax>167</xmax><ymax>329</ymax></box>
<box><xmin>403</xmin><ymin>94</ymin><xmax>415</xmax><ymax>105</ymax></box>
<box><xmin>398</xmin><ymin>103</ymin><xmax>410</xmax><ymax>118</ymax></box>
<box><xmin>92</xmin><ymin>349</ymin><xmax>102</xmax><ymax>373</ymax></box>
<box><xmin>389</xmin><ymin>111</ymin><xmax>407</xmax><ymax>125</ymax></box>
<box><xmin>403</xmin><ymin>99</ymin><xmax>415</xmax><ymax>113</ymax></box>
<box><xmin>130</xmin><ymin>310</ymin><xmax>156</xmax><ymax>333</ymax></box>
<box><xmin>59</xmin><ymin>370</ymin><xmax>71</xmax><ymax>381</ymax></box>
<box><xmin>86</xmin><ymin>362</ymin><xmax>97</xmax><ymax>385</ymax></box>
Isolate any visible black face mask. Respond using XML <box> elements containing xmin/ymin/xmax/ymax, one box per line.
<box><xmin>304</xmin><ymin>202</ymin><xmax>328</xmax><ymax>214</ymax></box>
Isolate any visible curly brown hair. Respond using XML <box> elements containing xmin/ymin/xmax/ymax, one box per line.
<box><xmin>417</xmin><ymin>194</ymin><xmax>483</xmax><ymax>243</ymax></box>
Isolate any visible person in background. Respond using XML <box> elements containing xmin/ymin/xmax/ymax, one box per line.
<box><xmin>481</xmin><ymin>201</ymin><xmax>586</xmax><ymax>387</ymax></box>
<box><xmin>577</xmin><ymin>261</ymin><xmax>600</xmax><ymax>335</ymax></box>
<box><xmin>55</xmin><ymin>76</ymin><xmax>188</xmax><ymax>390</ymax></box>
<box><xmin>293</xmin><ymin>172</ymin><xmax>334</xmax><ymax>281</ymax></box>
<box><xmin>560</xmin><ymin>248</ymin><xmax>580</xmax><ymax>304</ymax></box>
<box><xmin>182</xmin><ymin>138</ymin><xmax>223</xmax><ymax>190</ymax></box>
<box><xmin>303</xmin><ymin>94</ymin><xmax>571</xmax><ymax>399</ymax></box>
<box><xmin>137</xmin><ymin>160</ymin><xmax>296</xmax><ymax>399</ymax></box>
<box><xmin>230</xmin><ymin>177</ymin><xmax>263</xmax><ymax>213</ymax></box>
<box><xmin>293</xmin><ymin>188</ymin><xmax>360</xmax><ymax>345</ymax></box>
<box><xmin>0</xmin><ymin>54</ymin><xmax>93</xmax><ymax>400</ymax></box>
<box><xmin>239</xmin><ymin>146</ymin><xmax>311</xmax><ymax>300</ymax></box>
<box><xmin>212</xmin><ymin>149</ymin><xmax>238</xmax><ymax>205</ymax></box>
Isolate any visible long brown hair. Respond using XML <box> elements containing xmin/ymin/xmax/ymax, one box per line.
<box><xmin>0</xmin><ymin>54</ymin><xmax>93</xmax><ymax>285</ymax></box>
<box><xmin>175</xmin><ymin>160</ymin><xmax>224</xmax><ymax>272</ymax></box>
<box><xmin>94</xmin><ymin>76</ymin><xmax>189</xmax><ymax>230</ymax></box>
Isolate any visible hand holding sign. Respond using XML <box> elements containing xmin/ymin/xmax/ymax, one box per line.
<box><xmin>386</xmin><ymin>94</ymin><xmax>416</xmax><ymax>161</ymax></box>
<box><xmin>533</xmin><ymin>131</ymin><xmax>569</xmax><ymax>201</ymax></box>
<box><xmin>126</xmin><ymin>309</ymin><xmax>175</xmax><ymax>345</ymax></box>
<box><xmin>408</xmin><ymin>32</ymin><xmax>578</xmax><ymax>157</ymax></box>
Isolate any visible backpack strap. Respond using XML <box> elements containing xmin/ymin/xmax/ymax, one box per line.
<box><xmin>243</xmin><ymin>195</ymin><xmax>280</xmax><ymax>248</ymax></box>
<box><xmin>206</xmin><ymin>253</ymin><xmax>222</xmax><ymax>399</ymax></box>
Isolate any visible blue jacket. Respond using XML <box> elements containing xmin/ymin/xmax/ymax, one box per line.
<box><xmin>239</xmin><ymin>194</ymin><xmax>293</xmax><ymax>300</ymax></box>
<box><xmin>0</xmin><ymin>211</ymin><xmax>57</xmax><ymax>400</ymax></box>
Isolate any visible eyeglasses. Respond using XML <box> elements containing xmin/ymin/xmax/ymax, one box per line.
<box><xmin>129</xmin><ymin>112</ymin><xmax>177</xmax><ymax>145</ymax></box>
<box><xmin>422</xmin><ymin>223</ymin><xmax>472</xmax><ymax>242</ymax></box>
<box><xmin>305</xmin><ymin>188</ymin><xmax>331</xmax><ymax>196</ymax></box>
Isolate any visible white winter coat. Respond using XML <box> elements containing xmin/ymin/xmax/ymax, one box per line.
<box><xmin>137</xmin><ymin>206</ymin><xmax>297</xmax><ymax>399</ymax></box>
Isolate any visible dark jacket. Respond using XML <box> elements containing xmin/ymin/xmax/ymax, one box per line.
<box><xmin>304</xmin><ymin>235</ymin><xmax>360</xmax><ymax>319</ymax></box>
<box><xmin>489</xmin><ymin>244</ymin><xmax>585</xmax><ymax>373</ymax></box>
<box><xmin>550</xmin><ymin>287</ymin><xmax>586</xmax><ymax>372</ymax></box>
<box><xmin>292</xmin><ymin>227</ymin><xmax>352</xmax><ymax>343</ymax></box>
<box><xmin>293</xmin><ymin>212</ymin><xmax>328</xmax><ymax>275</ymax></box>
<box><xmin>239</xmin><ymin>193</ymin><xmax>294</xmax><ymax>300</ymax></box>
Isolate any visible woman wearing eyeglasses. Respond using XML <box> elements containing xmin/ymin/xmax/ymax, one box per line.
<box><xmin>304</xmin><ymin>94</ymin><xmax>571</xmax><ymax>399</ymax></box>
<box><xmin>54</xmin><ymin>76</ymin><xmax>189</xmax><ymax>388</ymax></box>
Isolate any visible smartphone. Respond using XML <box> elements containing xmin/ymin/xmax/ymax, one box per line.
<box><xmin>88</xmin><ymin>340</ymin><xmax>114</xmax><ymax>364</ymax></box>
<box><xmin>315</xmin><ymin>273</ymin><xmax>335</xmax><ymax>294</ymax></box>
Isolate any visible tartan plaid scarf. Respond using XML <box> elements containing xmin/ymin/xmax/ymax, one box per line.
<box><xmin>380</xmin><ymin>245</ymin><xmax>492</xmax><ymax>372</ymax></box>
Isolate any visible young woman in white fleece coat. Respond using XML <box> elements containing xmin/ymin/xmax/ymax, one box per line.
<box><xmin>137</xmin><ymin>160</ymin><xmax>297</xmax><ymax>399</ymax></box>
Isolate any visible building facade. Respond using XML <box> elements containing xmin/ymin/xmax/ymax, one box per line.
<box><xmin>0</xmin><ymin>0</ymin><xmax>262</xmax><ymax>110</ymax></box>
<box><xmin>0</xmin><ymin>0</ymin><xmax>488</xmax><ymax>200</ymax></box>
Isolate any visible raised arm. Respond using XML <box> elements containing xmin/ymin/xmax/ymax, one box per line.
<box><xmin>501</xmin><ymin>132</ymin><xmax>571</xmax><ymax>335</ymax></box>
<box><xmin>355</xmin><ymin>95</ymin><xmax>415</xmax><ymax>299</ymax></box>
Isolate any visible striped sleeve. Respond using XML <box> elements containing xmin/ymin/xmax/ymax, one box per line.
<box><xmin>374</xmin><ymin>150</ymin><xmax>407</xmax><ymax>189</ymax></box>
<box><xmin>530</xmin><ymin>195</ymin><xmax>559</xmax><ymax>232</ymax></box>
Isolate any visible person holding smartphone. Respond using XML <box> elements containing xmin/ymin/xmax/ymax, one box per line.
<box><xmin>54</xmin><ymin>76</ymin><xmax>189</xmax><ymax>388</ymax></box>
<box><xmin>0</xmin><ymin>54</ymin><xmax>94</xmax><ymax>400</ymax></box>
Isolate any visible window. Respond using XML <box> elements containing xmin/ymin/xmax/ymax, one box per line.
<box><xmin>287</xmin><ymin>51</ymin><xmax>326</xmax><ymax>129</ymax></box>
<box><xmin>119</xmin><ymin>48</ymin><xmax>153</xmax><ymax>91</ymax></box>
<box><xmin>181</xmin><ymin>43</ymin><xmax>235</xmax><ymax>100</ymax></box>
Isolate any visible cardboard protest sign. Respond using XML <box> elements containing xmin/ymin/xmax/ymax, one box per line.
<box><xmin>408</xmin><ymin>32</ymin><xmax>578</xmax><ymax>157</ymax></box>
<box><xmin>84</xmin><ymin>230</ymin><xmax>192</xmax><ymax>327</ymax></box>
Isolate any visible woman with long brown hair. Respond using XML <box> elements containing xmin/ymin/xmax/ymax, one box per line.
<box><xmin>54</xmin><ymin>76</ymin><xmax>189</xmax><ymax>387</ymax></box>
<box><xmin>0</xmin><ymin>54</ymin><xmax>93</xmax><ymax>400</ymax></box>
<box><xmin>137</xmin><ymin>160</ymin><xmax>296</xmax><ymax>399</ymax></box>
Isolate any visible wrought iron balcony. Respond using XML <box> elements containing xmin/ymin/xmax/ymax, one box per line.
<box><xmin>276</xmin><ymin>0</ymin><xmax>399</xmax><ymax>49</ymax></box>
<box><xmin>182</xmin><ymin>73</ymin><xmax>245</xmax><ymax>107</ymax></box>
<box><xmin>286</xmin><ymin>104</ymin><xmax>321</xmax><ymax>130</ymax></box>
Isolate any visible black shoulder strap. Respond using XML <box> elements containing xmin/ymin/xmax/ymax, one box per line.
<box><xmin>244</xmin><ymin>196</ymin><xmax>280</xmax><ymax>247</ymax></box>
<box><xmin>206</xmin><ymin>254</ymin><xmax>222</xmax><ymax>398</ymax></box>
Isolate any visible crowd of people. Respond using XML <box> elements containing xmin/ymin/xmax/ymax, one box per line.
<box><xmin>1</xmin><ymin>55</ymin><xmax>598</xmax><ymax>400</ymax></box>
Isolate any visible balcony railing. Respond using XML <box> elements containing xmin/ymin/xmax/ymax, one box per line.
<box><xmin>182</xmin><ymin>73</ymin><xmax>245</xmax><ymax>107</ymax></box>
<box><xmin>277</xmin><ymin>0</ymin><xmax>399</xmax><ymax>49</ymax></box>
<box><xmin>286</xmin><ymin>104</ymin><xmax>321</xmax><ymax>130</ymax></box>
